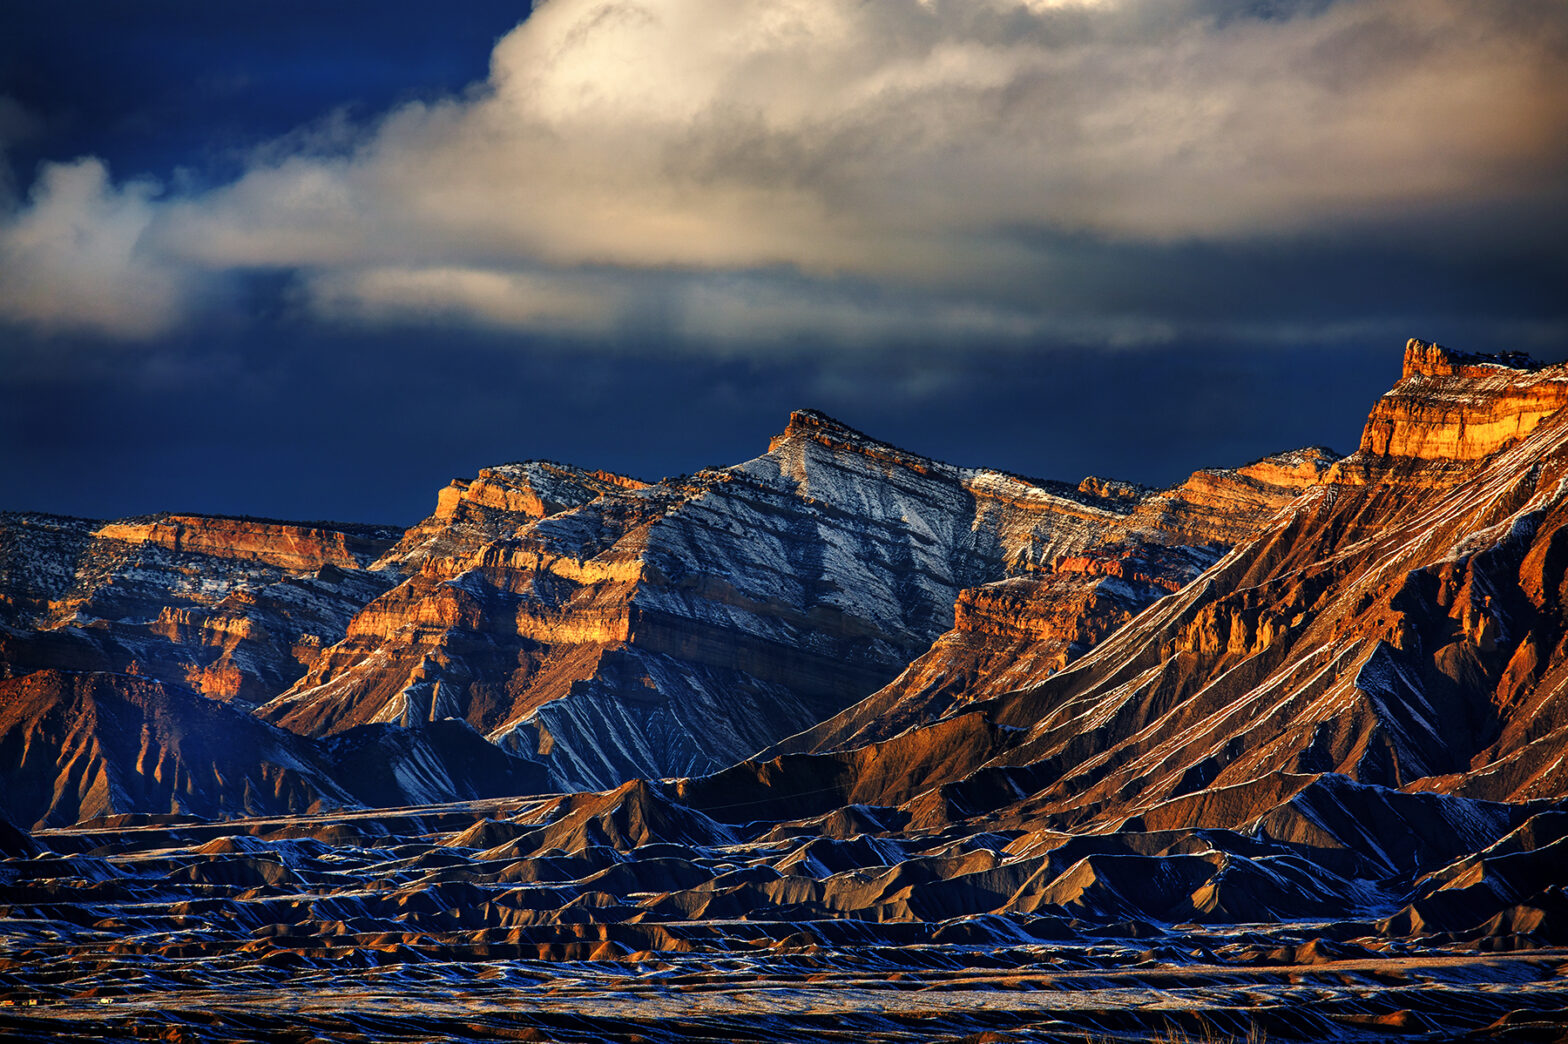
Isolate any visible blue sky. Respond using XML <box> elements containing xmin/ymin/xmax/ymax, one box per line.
<box><xmin>3</xmin><ymin>0</ymin><xmax>1565</xmax><ymax>523</ymax></box>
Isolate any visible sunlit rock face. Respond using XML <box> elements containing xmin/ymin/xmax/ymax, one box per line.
<box><xmin>772</xmin><ymin>445</ymin><xmax>1339</xmax><ymax>759</ymax></box>
<box><xmin>0</xmin><ymin>513</ymin><xmax>402</xmax><ymax>705</ymax></box>
<box><xmin>254</xmin><ymin>410</ymin><xmax>1330</xmax><ymax>791</ymax></box>
<box><xmin>1351</xmin><ymin>338</ymin><xmax>1568</xmax><ymax>473</ymax></box>
<box><xmin>712</xmin><ymin>341</ymin><xmax>1568</xmax><ymax>837</ymax></box>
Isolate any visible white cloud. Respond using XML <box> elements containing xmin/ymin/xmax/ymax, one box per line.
<box><xmin>0</xmin><ymin>158</ymin><xmax>201</xmax><ymax>338</ymax></box>
<box><xmin>307</xmin><ymin>265</ymin><xmax>622</xmax><ymax>331</ymax></box>
<box><xmin>5</xmin><ymin>0</ymin><xmax>1566</xmax><ymax>340</ymax></box>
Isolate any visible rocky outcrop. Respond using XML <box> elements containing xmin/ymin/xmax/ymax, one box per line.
<box><xmin>384</xmin><ymin>461</ymin><xmax>647</xmax><ymax>573</ymax></box>
<box><xmin>773</xmin><ymin>543</ymin><xmax>1224</xmax><ymax>755</ymax></box>
<box><xmin>258</xmin><ymin>411</ymin><xmax>1333</xmax><ymax>791</ymax></box>
<box><xmin>91</xmin><ymin>515</ymin><xmax>391</xmax><ymax>573</ymax></box>
<box><xmin>0</xmin><ymin>512</ymin><xmax>402</xmax><ymax>705</ymax></box>
<box><xmin>1351</xmin><ymin>338</ymin><xmax>1568</xmax><ymax>472</ymax></box>
<box><xmin>775</xmin><ymin>443</ymin><xmax>1338</xmax><ymax>757</ymax></box>
<box><xmin>3</xmin><ymin>511</ymin><xmax>404</xmax><ymax>702</ymax></box>
<box><xmin>692</xmin><ymin>340</ymin><xmax>1568</xmax><ymax>847</ymax></box>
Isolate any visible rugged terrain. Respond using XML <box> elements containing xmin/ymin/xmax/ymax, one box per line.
<box><xmin>4</xmin><ymin>338</ymin><xmax>1568</xmax><ymax>1041</ymax></box>
<box><xmin>2</xmin><ymin>408</ymin><xmax>1330</xmax><ymax>809</ymax></box>
<box><xmin>2</xmin><ymin>788</ymin><xmax>1565</xmax><ymax>1042</ymax></box>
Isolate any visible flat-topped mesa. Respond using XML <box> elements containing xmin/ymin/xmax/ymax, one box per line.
<box><xmin>382</xmin><ymin>461</ymin><xmax>646</xmax><ymax>573</ymax></box>
<box><xmin>433</xmin><ymin>462</ymin><xmax>646</xmax><ymax>522</ymax></box>
<box><xmin>1401</xmin><ymin>337</ymin><xmax>1545</xmax><ymax>379</ymax></box>
<box><xmin>93</xmin><ymin>515</ymin><xmax>396</xmax><ymax>573</ymax></box>
<box><xmin>769</xmin><ymin>408</ymin><xmax>960</xmax><ymax>479</ymax></box>
<box><xmin>1355</xmin><ymin>339</ymin><xmax>1568</xmax><ymax>470</ymax></box>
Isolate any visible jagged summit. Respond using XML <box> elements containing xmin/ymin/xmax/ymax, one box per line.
<box><xmin>1351</xmin><ymin>339</ymin><xmax>1568</xmax><ymax>471</ymax></box>
<box><xmin>1402</xmin><ymin>337</ymin><xmax>1546</xmax><ymax>378</ymax></box>
<box><xmin>781</xmin><ymin>407</ymin><xmax>859</xmax><ymax>437</ymax></box>
<box><xmin>1076</xmin><ymin>476</ymin><xmax>1146</xmax><ymax>502</ymax></box>
<box><xmin>768</xmin><ymin>407</ymin><xmax>966</xmax><ymax>481</ymax></box>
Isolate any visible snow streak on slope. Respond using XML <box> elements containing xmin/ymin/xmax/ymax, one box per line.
<box><xmin>259</xmin><ymin>410</ymin><xmax>1330</xmax><ymax>790</ymax></box>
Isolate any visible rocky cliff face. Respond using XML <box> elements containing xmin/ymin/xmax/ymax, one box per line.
<box><xmin>1351</xmin><ymin>338</ymin><xmax>1568</xmax><ymax>473</ymax></box>
<box><xmin>774</xmin><ymin>444</ymin><xmax>1339</xmax><ymax>757</ymax></box>
<box><xmin>695</xmin><ymin>339</ymin><xmax>1568</xmax><ymax>834</ymax></box>
<box><xmin>255</xmin><ymin>411</ymin><xmax>1331</xmax><ymax>791</ymax></box>
<box><xmin>0</xmin><ymin>513</ymin><xmax>402</xmax><ymax>705</ymax></box>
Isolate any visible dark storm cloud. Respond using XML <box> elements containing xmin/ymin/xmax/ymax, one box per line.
<box><xmin>1</xmin><ymin>0</ymin><xmax>1565</xmax><ymax>521</ymax></box>
<box><xmin>3</xmin><ymin>0</ymin><xmax>1566</xmax><ymax>342</ymax></box>
<box><xmin>0</xmin><ymin>1</ymin><xmax>530</xmax><ymax>187</ymax></box>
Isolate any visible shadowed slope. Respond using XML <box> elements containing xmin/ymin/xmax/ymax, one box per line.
<box><xmin>0</xmin><ymin>670</ymin><xmax>547</xmax><ymax>828</ymax></box>
<box><xmin>683</xmin><ymin>341</ymin><xmax>1568</xmax><ymax>842</ymax></box>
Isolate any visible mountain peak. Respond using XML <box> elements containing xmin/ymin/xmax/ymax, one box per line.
<box><xmin>1402</xmin><ymin>337</ymin><xmax>1543</xmax><ymax>379</ymax></box>
<box><xmin>769</xmin><ymin>409</ymin><xmax>956</xmax><ymax>478</ymax></box>
<box><xmin>1352</xmin><ymin>339</ymin><xmax>1568</xmax><ymax>468</ymax></box>
<box><xmin>780</xmin><ymin>408</ymin><xmax>872</xmax><ymax>442</ymax></box>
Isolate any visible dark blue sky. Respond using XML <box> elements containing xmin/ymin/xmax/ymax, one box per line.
<box><xmin>3</xmin><ymin>1</ymin><xmax>1565</xmax><ymax>524</ymax></box>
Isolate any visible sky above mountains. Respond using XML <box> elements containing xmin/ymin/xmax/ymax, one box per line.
<box><xmin>3</xmin><ymin>0</ymin><xmax>1566</xmax><ymax>523</ymax></box>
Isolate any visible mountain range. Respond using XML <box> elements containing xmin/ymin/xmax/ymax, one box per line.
<box><xmin>3</xmin><ymin>338</ymin><xmax>1567</xmax><ymax>1042</ymax></box>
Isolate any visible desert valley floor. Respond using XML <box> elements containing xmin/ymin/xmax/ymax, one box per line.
<box><xmin>4</xmin><ymin>797</ymin><xmax>1567</xmax><ymax>1043</ymax></box>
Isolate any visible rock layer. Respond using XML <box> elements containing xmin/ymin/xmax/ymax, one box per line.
<box><xmin>0</xmin><ymin>513</ymin><xmax>401</xmax><ymax>705</ymax></box>
<box><xmin>690</xmin><ymin>340</ymin><xmax>1568</xmax><ymax>841</ymax></box>
<box><xmin>261</xmin><ymin>412</ymin><xmax>1332</xmax><ymax>790</ymax></box>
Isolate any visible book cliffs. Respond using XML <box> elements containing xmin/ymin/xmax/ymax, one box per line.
<box><xmin>5</xmin><ymin>410</ymin><xmax>1335</xmax><ymax>805</ymax></box>
<box><xmin>6</xmin><ymin>339</ymin><xmax>1568</xmax><ymax>1041</ymax></box>
<box><xmin>5</xmin><ymin>337</ymin><xmax>1564</xmax><ymax>814</ymax></box>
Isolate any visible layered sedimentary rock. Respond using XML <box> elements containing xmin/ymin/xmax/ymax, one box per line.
<box><xmin>0</xmin><ymin>513</ymin><xmax>401</xmax><ymax>705</ymax></box>
<box><xmin>1350</xmin><ymin>338</ymin><xmax>1568</xmax><ymax>475</ymax></box>
<box><xmin>689</xmin><ymin>340</ymin><xmax>1568</xmax><ymax>838</ymax></box>
<box><xmin>259</xmin><ymin>411</ymin><xmax>1331</xmax><ymax>791</ymax></box>
<box><xmin>776</xmin><ymin>445</ymin><xmax>1339</xmax><ymax>757</ymax></box>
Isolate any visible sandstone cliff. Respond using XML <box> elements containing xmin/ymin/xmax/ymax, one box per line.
<box><xmin>256</xmin><ymin>410</ymin><xmax>1330</xmax><ymax>791</ymax></box>
<box><xmin>0</xmin><ymin>513</ymin><xmax>402</xmax><ymax>705</ymax></box>
<box><xmin>689</xmin><ymin>339</ymin><xmax>1568</xmax><ymax>837</ymax></box>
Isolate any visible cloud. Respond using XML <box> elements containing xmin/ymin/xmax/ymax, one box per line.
<box><xmin>6</xmin><ymin>0</ymin><xmax>1567</xmax><ymax>342</ymax></box>
<box><xmin>0</xmin><ymin>158</ymin><xmax>203</xmax><ymax>338</ymax></box>
<box><xmin>306</xmin><ymin>266</ymin><xmax>622</xmax><ymax>331</ymax></box>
